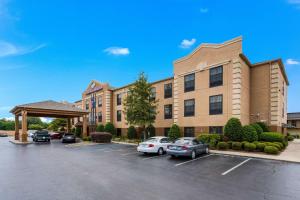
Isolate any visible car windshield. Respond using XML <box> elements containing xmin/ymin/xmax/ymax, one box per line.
<box><xmin>36</xmin><ymin>131</ymin><xmax>48</xmax><ymax>135</ymax></box>
<box><xmin>145</xmin><ymin>138</ymin><xmax>158</xmax><ymax>143</ymax></box>
<box><xmin>65</xmin><ymin>134</ymin><xmax>74</xmax><ymax>136</ymax></box>
<box><xmin>174</xmin><ymin>139</ymin><xmax>191</xmax><ymax>145</ymax></box>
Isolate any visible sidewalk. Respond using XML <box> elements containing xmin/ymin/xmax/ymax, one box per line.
<box><xmin>211</xmin><ymin>139</ymin><xmax>300</xmax><ymax>163</ymax></box>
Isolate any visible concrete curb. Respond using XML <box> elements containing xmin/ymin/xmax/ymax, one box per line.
<box><xmin>210</xmin><ymin>150</ymin><xmax>300</xmax><ymax>164</ymax></box>
<box><xmin>9</xmin><ymin>139</ymin><xmax>33</xmax><ymax>145</ymax></box>
<box><xmin>112</xmin><ymin>141</ymin><xmax>138</xmax><ymax>146</ymax></box>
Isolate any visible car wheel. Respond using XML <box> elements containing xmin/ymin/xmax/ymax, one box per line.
<box><xmin>171</xmin><ymin>155</ymin><xmax>176</xmax><ymax>158</ymax></box>
<box><xmin>158</xmin><ymin>148</ymin><xmax>163</xmax><ymax>155</ymax></box>
<box><xmin>205</xmin><ymin>147</ymin><xmax>209</xmax><ymax>154</ymax></box>
<box><xmin>191</xmin><ymin>150</ymin><xmax>196</xmax><ymax>160</ymax></box>
<box><xmin>143</xmin><ymin>152</ymin><xmax>148</xmax><ymax>155</ymax></box>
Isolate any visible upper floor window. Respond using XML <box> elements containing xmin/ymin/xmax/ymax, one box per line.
<box><xmin>164</xmin><ymin>104</ymin><xmax>173</xmax><ymax>119</ymax></box>
<box><xmin>117</xmin><ymin>110</ymin><xmax>122</xmax><ymax>122</ymax></box>
<box><xmin>98</xmin><ymin>112</ymin><xmax>102</xmax><ymax>122</ymax></box>
<box><xmin>184</xmin><ymin>73</ymin><xmax>195</xmax><ymax>92</ymax></box>
<box><xmin>117</xmin><ymin>94</ymin><xmax>122</xmax><ymax>106</ymax></box>
<box><xmin>282</xmin><ymin>81</ymin><xmax>285</xmax><ymax>96</ymax></box>
<box><xmin>210</xmin><ymin>66</ymin><xmax>223</xmax><ymax>87</ymax></box>
<box><xmin>85</xmin><ymin>100</ymin><xmax>89</xmax><ymax>110</ymax></box>
<box><xmin>98</xmin><ymin>96</ymin><xmax>102</xmax><ymax>107</ymax></box>
<box><xmin>291</xmin><ymin>120</ymin><xmax>297</xmax><ymax>128</ymax></box>
<box><xmin>164</xmin><ymin>83</ymin><xmax>172</xmax><ymax>98</ymax></box>
<box><xmin>209</xmin><ymin>95</ymin><xmax>223</xmax><ymax>115</ymax></box>
<box><xmin>184</xmin><ymin>99</ymin><xmax>195</xmax><ymax>117</ymax></box>
<box><xmin>184</xmin><ymin>127</ymin><xmax>195</xmax><ymax>137</ymax></box>
<box><xmin>282</xmin><ymin>103</ymin><xmax>285</xmax><ymax>118</ymax></box>
<box><xmin>209</xmin><ymin>126</ymin><xmax>223</xmax><ymax>134</ymax></box>
<box><xmin>150</xmin><ymin>87</ymin><xmax>156</xmax><ymax>101</ymax></box>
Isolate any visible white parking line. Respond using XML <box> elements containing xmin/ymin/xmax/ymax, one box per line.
<box><xmin>103</xmin><ymin>149</ymin><xmax>125</xmax><ymax>153</ymax></box>
<box><xmin>142</xmin><ymin>155</ymin><xmax>167</xmax><ymax>160</ymax></box>
<box><xmin>221</xmin><ymin>158</ymin><xmax>252</xmax><ymax>176</ymax></box>
<box><xmin>121</xmin><ymin>152</ymin><xmax>139</xmax><ymax>156</ymax></box>
<box><xmin>174</xmin><ymin>154</ymin><xmax>213</xmax><ymax>167</ymax></box>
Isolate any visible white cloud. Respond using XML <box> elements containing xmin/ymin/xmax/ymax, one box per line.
<box><xmin>286</xmin><ymin>58</ymin><xmax>300</xmax><ymax>65</ymax></box>
<box><xmin>179</xmin><ymin>38</ymin><xmax>196</xmax><ymax>49</ymax></box>
<box><xmin>3</xmin><ymin>116</ymin><xmax>14</xmax><ymax>121</ymax></box>
<box><xmin>200</xmin><ymin>8</ymin><xmax>208</xmax><ymax>13</ymax></box>
<box><xmin>0</xmin><ymin>106</ymin><xmax>12</xmax><ymax>111</ymax></box>
<box><xmin>104</xmin><ymin>47</ymin><xmax>130</xmax><ymax>56</ymax></box>
<box><xmin>0</xmin><ymin>41</ymin><xmax>46</xmax><ymax>58</ymax></box>
<box><xmin>40</xmin><ymin>117</ymin><xmax>53</xmax><ymax>123</ymax></box>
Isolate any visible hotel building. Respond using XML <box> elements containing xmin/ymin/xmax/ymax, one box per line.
<box><xmin>73</xmin><ymin>37</ymin><xmax>289</xmax><ymax>137</ymax></box>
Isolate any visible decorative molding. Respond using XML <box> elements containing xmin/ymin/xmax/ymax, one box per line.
<box><xmin>270</xmin><ymin>63</ymin><xmax>280</xmax><ymax>125</ymax></box>
<box><xmin>173</xmin><ymin>76</ymin><xmax>179</xmax><ymax>124</ymax></box>
<box><xmin>105</xmin><ymin>91</ymin><xmax>112</xmax><ymax>123</ymax></box>
<box><xmin>232</xmin><ymin>61</ymin><xmax>242</xmax><ymax>119</ymax></box>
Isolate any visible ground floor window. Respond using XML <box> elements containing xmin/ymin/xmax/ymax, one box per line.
<box><xmin>116</xmin><ymin>128</ymin><xmax>122</xmax><ymax>137</ymax></box>
<box><xmin>209</xmin><ymin>126</ymin><xmax>223</xmax><ymax>134</ymax></box>
<box><xmin>184</xmin><ymin>127</ymin><xmax>195</xmax><ymax>137</ymax></box>
<box><xmin>164</xmin><ymin>128</ymin><xmax>170</xmax><ymax>137</ymax></box>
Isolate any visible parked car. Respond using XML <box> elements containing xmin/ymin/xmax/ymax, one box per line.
<box><xmin>32</xmin><ymin>130</ymin><xmax>51</xmax><ymax>142</ymax></box>
<box><xmin>166</xmin><ymin>137</ymin><xmax>209</xmax><ymax>159</ymax></box>
<box><xmin>62</xmin><ymin>133</ymin><xmax>76</xmax><ymax>143</ymax></box>
<box><xmin>50</xmin><ymin>132</ymin><xmax>64</xmax><ymax>139</ymax></box>
<box><xmin>27</xmin><ymin>130</ymin><xmax>37</xmax><ymax>138</ymax></box>
<box><xmin>137</xmin><ymin>136</ymin><xmax>172</xmax><ymax>155</ymax></box>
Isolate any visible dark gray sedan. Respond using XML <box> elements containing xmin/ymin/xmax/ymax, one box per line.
<box><xmin>62</xmin><ymin>133</ymin><xmax>76</xmax><ymax>143</ymax></box>
<box><xmin>166</xmin><ymin>137</ymin><xmax>209</xmax><ymax>159</ymax></box>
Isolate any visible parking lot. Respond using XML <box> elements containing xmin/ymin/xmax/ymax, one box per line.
<box><xmin>0</xmin><ymin>137</ymin><xmax>300</xmax><ymax>200</ymax></box>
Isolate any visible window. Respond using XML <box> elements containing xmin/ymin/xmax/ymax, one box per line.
<box><xmin>209</xmin><ymin>95</ymin><xmax>223</xmax><ymax>115</ymax></box>
<box><xmin>164</xmin><ymin>128</ymin><xmax>170</xmax><ymax>137</ymax></box>
<box><xmin>164</xmin><ymin>83</ymin><xmax>172</xmax><ymax>98</ymax></box>
<box><xmin>150</xmin><ymin>87</ymin><xmax>156</xmax><ymax>100</ymax></box>
<box><xmin>117</xmin><ymin>94</ymin><xmax>122</xmax><ymax>105</ymax></box>
<box><xmin>210</xmin><ymin>66</ymin><xmax>223</xmax><ymax>87</ymax></box>
<box><xmin>164</xmin><ymin>104</ymin><xmax>172</xmax><ymax>119</ymax></box>
<box><xmin>282</xmin><ymin>81</ymin><xmax>285</xmax><ymax>96</ymax></box>
<box><xmin>98</xmin><ymin>112</ymin><xmax>102</xmax><ymax>122</ymax></box>
<box><xmin>184</xmin><ymin>127</ymin><xmax>195</xmax><ymax>137</ymax></box>
<box><xmin>116</xmin><ymin>128</ymin><xmax>122</xmax><ymax>137</ymax></box>
<box><xmin>209</xmin><ymin>126</ymin><xmax>223</xmax><ymax>134</ymax></box>
<box><xmin>98</xmin><ymin>96</ymin><xmax>102</xmax><ymax>107</ymax></box>
<box><xmin>117</xmin><ymin>110</ymin><xmax>122</xmax><ymax>122</ymax></box>
<box><xmin>85</xmin><ymin>100</ymin><xmax>89</xmax><ymax>110</ymax></box>
<box><xmin>192</xmin><ymin>139</ymin><xmax>199</xmax><ymax>145</ymax></box>
<box><xmin>291</xmin><ymin>120</ymin><xmax>297</xmax><ymax>128</ymax></box>
<box><xmin>184</xmin><ymin>73</ymin><xmax>195</xmax><ymax>92</ymax></box>
<box><xmin>184</xmin><ymin>99</ymin><xmax>195</xmax><ymax>117</ymax></box>
<box><xmin>282</xmin><ymin>103</ymin><xmax>285</xmax><ymax>118</ymax></box>
<box><xmin>160</xmin><ymin>138</ymin><xmax>170</xmax><ymax>143</ymax></box>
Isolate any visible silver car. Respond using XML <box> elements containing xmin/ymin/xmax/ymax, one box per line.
<box><xmin>166</xmin><ymin>137</ymin><xmax>209</xmax><ymax>159</ymax></box>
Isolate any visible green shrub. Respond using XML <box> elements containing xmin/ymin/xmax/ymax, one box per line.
<box><xmin>251</xmin><ymin>123</ymin><xmax>263</xmax><ymax>139</ymax></box>
<box><xmin>241</xmin><ymin>141</ymin><xmax>249</xmax><ymax>150</ymax></box>
<box><xmin>127</xmin><ymin>126</ymin><xmax>137</xmax><ymax>139</ymax></box>
<box><xmin>224</xmin><ymin>118</ymin><xmax>243</xmax><ymax>141</ymax></box>
<box><xmin>274</xmin><ymin>142</ymin><xmax>284</xmax><ymax>149</ymax></box>
<box><xmin>256</xmin><ymin>122</ymin><xmax>269</xmax><ymax>132</ymax></box>
<box><xmin>253</xmin><ymin>141</ymin><xmax>260</xmax><ymax>146</ymax></box>
<box><xmin>227</xmin><ymin>141</ymin><xmax>233</xmax><ymax>149</ymax></box>
<box><xmin>75</xmin><ymin>127</ymin><xmax>82</xmax><ymax>138</ymax></box>
<box><xmin>104</xmin><ymin>122</ymin><xmax>116</xmax><ymax>136</ymax></box>
<box><xmin>282</xmin><ymin>141</ymin><xmax>288</xmax><ymax>148</ymax></box>
<box><xmin>217</xmin><ymin>142</ymin><xmax>229</xmax><ymax>150</ymax></box>
<box><xmin>260</xmin><ymin>132</ymin><xmax>284</xmax><ymax>142</ymax></box>
<box><xmin>242</xmin><ymin>125</ymin><xmax>258</xmax><ymax>142</ymax></box>
<box><xmin>197</xmin><ymin>134</ymin><xmax>221</xmax><ymax>144</ymax></box>
<box><xmin>287</xmin><ymin>135</ymin><xmax>294</xmax><ymax>141</ymax></box>
<box><xmin>256</xmin><ymin>143</ymin><xmax>266</xmax><ymax>152</ymax></box>
<box><xmin>244</xmin><ymin>143</ymin><xmax>256</xmax><ymax>151</ymax></box>
<box><xmin>168</xmin><ymin>124</ymin><xmax>181</xmax><ymax>141</ymax></box>
<box><xmin>264</xmin><ymin>146</ymin><xmax>279</xmax><ymax>154</ymax></box>
<box><xmin>71</xmin><ymin>127</ymin><xmax>76</xmax><ymax>133</ymax></box>
<box><xmin>96</xmin><ymin>124</ymin><xmax>105</xmax><ymax>132</ymax></box>
<box><xmin>209</xmin><ymin>140</ymin><xmax>217</xmax><ymax>149</ymax></box>
<box><xmin>82</xmin><ymin>136</ymin><xmax>91</xmax><ymax>141</ymax></box>
<box><xmin>232</xmin><ymin>142</ymin><xmax>242</xmax><ymax>150</ymax></box>
<box><xmin>268</xmin><ymin>143</ymin><xmax>282</xmax><ymax>151</ymax></box>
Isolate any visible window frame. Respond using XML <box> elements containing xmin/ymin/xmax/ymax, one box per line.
<box><xmin>98</xmin><ymin>112</ymin><xmax>102</xmax><ymax>122</ymax></box>
<box><xmin>184</xmin><ymin>99</ymin><xmax>195</xmax><ymax>117</ymax></box>
<box><xmin>184</xmin><ymin>73</ymin><xmax>195</xmax><ymax>93</ymax></box>
<box><xmin>209</xmin><ymin>95</ymin><xmax>223</xmax><ymax>115</ymax></box>
<box><xmin>164</xmin><ymin>83</ymin><xmax>172</xmax><ymax>99</ymax></box>
<box><xmin>98</xmin><ymin>95</ymin><xmax>102</xmax><ymax>107</ymax></box>
<box><xmin>209</xmin><ymin>126</ymin><xmax>223</xmax><ymax>134</ymax></box>
<box><xmin>117</xmin><ymin>94</ymin><xmax>122</xmax><ymax>106</ymax></box>
<box><xmin>150</xmin><ymin>87</ymin><xmax>156</xmax><ymax>101</ymax></box>
<box><xmin>184</xmin><ymin>127</ymin><xmax>195</xmax><ymax>137</ymax></box>
<box><xmin>164</xmin><ymin>104</ymin><xmax>173</xmax><ymax>119</ymax></box>
<box><xmin>117</xmin><ymin>110</ymin><xmax>122</xmax><ymax>122</ymax></box>
<box><xmin>209</xmin><ymin>66</ymin><xmax>223</xmax><ymax>88</ymax></box>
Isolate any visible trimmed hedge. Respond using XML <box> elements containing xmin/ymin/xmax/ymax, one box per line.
<box><xmin>90</xmin><ymin>132</ymin><xmax>112</xmax><ymax>143</ymax></box>
<box><xmin>224</xmin><ymin>118</ymin><xmax>243</xmax><ymax>141</ymax></box>
<box><xmin>127</xmin><ymin>126</ymin><xmax>137</xmax><ymax>139</ymax></box>
<box><xmin>197</xmin><ymin>134</ymin><xmax>221</xmax><ymax>144</ymax></box>
<box><xmin>260</xmin><ymin>132</ymin><xmax>284</xmax><ymax>142</ymax></box>
<box><xmin>242</xmin><ymin>125</ymin><xmax>258</xmax><ymax>142</ymax></box>
<box><xmin>264</xmin><ymin>142</ymin><xmax>282</xmax><ymax>151</ymax></box>
<box><xmin>227</xmin><ymin>141</ymin><xmax>233</xmax><ymax>149</ymax></box>
<box><xmin>287</xmin><ymin>135</ymin><xmax>294</xmax><ymax>141</ymax></box>
<box><xmin>244</xmin><ymin>143</ymin><xmax>256</xmax><ymax>152</ymax></box>
<box><xmin>256</xmin><ymin>122</ymin><xmax>269</xmax><ymax>132</ymax></box>
<box><xmin>104</xmin><ymin>122</ymin><xmax>116</xmax><ymax>136</ymax></box>
<box><xmin>256</xmin><ymin>143</ymin><xmax>266</xmax><ymax>152</ymax></box>
<box><xmin>251</xmin><ymin>123</ymin><xmax>263</xmax><ymax>139</ymax></box>
<box><xmin>217</xmin><ymin>142</ymin><xmax>229</xmax><ymax>150</ymax></box>
<box><xmin>264</xmin><ymin>146</ymin><xmax>279</xmax><ymax>154</ymax></box>
<box><xmin>96</xmin><ymin>124</ymin><xmax>105</xmax><ymax>132</ymax></box>
<box><xmin>168</xmin><ymin>124</ymin><xmax>181</xmax><ymax>141</ymax></box>
<box><xmin>232</xmin><ymin>142</ymin><xmax>242</xmax><ymax>150</ymax></box>
<box><xmin>82</xmin><ymin>136</ymin><xmax>91</xmax><ymax>141</ymax></box>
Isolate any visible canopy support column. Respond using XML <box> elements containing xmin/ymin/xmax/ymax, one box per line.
<box><xmin>83</xmin><ymin>115</ymin><xmax>87</xmax><ymax>137</ymax></box>
<box><xmin>14</xmin><ymin>115</ymin><xmax>19</xmax><ymax>140</ymax></box>
<box><xmin>67</xmin><ymin>118</ymin><xmax>71</xmax><ymax>133</ymax></box>
<box><xmin>21</xmin><ymin>110</ymin><xmax>28</xmax><ymax>142</ymax></box>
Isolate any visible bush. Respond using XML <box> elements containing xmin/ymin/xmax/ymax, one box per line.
<box><xmin>227</xmin><ymin>141</ymin><xmax>233</xmax><ymax>149</ymax></box>
<box><xmin>28</xmin><ymin>124</ymin><xmax>43</xmax><ymax>131</ymax></box>
<box><xmin>104</xmin><ymin>122</ymin><xmax>116</xmax><ymax>136</ymax></box>
<box><xmin>244</xmin><ymin>143</ymin><xmax>256</xmax><ymax>152</ymax></box>
<box><xmin>82</xmin><ymin>136</ymin><xmax>91</xmax><ymax>141</ymax></box>
<box><xmin>71</xmin><ymin>127</ymin><xmax>76</xmax><ymax>133</ymax></box>
<box><xmin>241</xmin><ymin>141</ymin><xmax>249</xmax><ymax>150</ymax></box>
<box><xmin>209</xmin><ymin>140</ymin><xmax>217</xmax><ymax>149</ymax></box>
<box><xmin>197</xmin><ymin>134</ymin><xmax>221</xmax><ymax>144</ymax></box>
<box><xmin>168</xmin><ymin>124</ymin><xmax>181</xmax><ymax>141</ymax></box>
<box><xmin>264</xmin><ymin>146</ymin><xmax>279</xmax><ymax>155</ymax></box>
<box><xmin>274</xmin><ymin>142</ymin><xmax>284</xmax><ymax>150</ymax></box>
<box><xmin>232</xmin><ymin>142</ymin><xmax>242</xmax><ymax>150</ymax></box>
<box><xmin>251</xmin><ymin>123</ymin><xmax>263</xmax><ymax>139</ymax></box>
<box><xmin>90</xmin><ymin>132</ymin><xmax>112</xmax><ymax>143</ymax></box>
<box><xmin>242</xmin><ymin>125</ymin><xmax>258</xmax><ymax>142</ymax></box>
<box><xmin>146</xmin><ymin>124</ymin><xmax>155</xmax><ymax>138</ymax></box>
<box><xmin>282</xmin><ymin>141</ymin><xmax>288</xmax><ymax>148</ymax></box>
<box><xmin>256</xmin><ymin>143</ymin><xmax>266</xmax><ymax>152</ymax></box>
<box><xmin>96</xmin><ymin>124</ymin><xmax>105</xmax><ymax>132</ymax></box>
<box><xmin>127</xmin><ymin>126</ymin><xmax>137</xmax><ymax>139</ymax></box>
<box><xmin>287</xmin><ymin>135</ymin><xmax>294</xmax><ymax>141</ymax></box>
<box><xmin>256</xmin><ymin>122</ymin><xmax>269</xmax><ymax>132</ymax></box>
<box><xmin>260</xmin><ymin>132</ymin><xmax>284</xmax><ymax>142</ymax></box>
<box><xmin>75</xmin><ymin>127</ymin><xmax>82</xmax><ymax>138</ymax></box>
<box><xmin>224</xmin><ymin>118</ymin><xmax>243</xmax><ymax>141</ymax></box>
<box><xmin>217</xmin><ymin>142</ymin><xmax>229</xmax><ymax>150</ymax></box>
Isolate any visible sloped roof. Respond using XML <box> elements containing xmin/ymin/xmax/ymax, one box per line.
<box><xmin>288</xmin><ymin>113</ymin><xmax>300</xmax><ymax>120</ymax></box>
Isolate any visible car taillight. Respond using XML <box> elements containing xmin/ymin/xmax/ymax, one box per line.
<box><xmin>148</xmin><ymin>144</ymin><xmax>154</xmax><ymax>148</ymax></box>
<box><xmin>181</xmin><ymin>146</ymin><xmax>188</xmax><ymax>150</ymax></box>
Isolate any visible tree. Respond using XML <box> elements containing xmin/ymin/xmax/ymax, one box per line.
<box><xmin>123</xmin><ymin>72</ymin><xmax>158</xmax><ymax>140</ymax></box>
<box><xmin>168</xmin><ymin>124</ymin><xmax>181</xmax><ymax>141</ymax></box>
<box><xmin>224</xmin><ymin>118</ymin><xmax>243</xmax><ymax>141</ymax></box>
<box><xmin>28</xmin><ymin>124</ymin><xmax>43</xmax><ymax>131</ymax></box>
<box><xmin>48</xmin><ymin>118</ymin><xmax>67</xmax><ymax>131</ymax></box>
<box><xmin>256</xmin><ymin>122</ymin><xmax>269</xmax><ymax>132</ymax></box>
<box><xmin>127</xmin><ymin>126</ymin><xmax>137</xmax><ymax>139</ymax></box>
<box><xmin>104</xmin><ymin>122</ymin><xmax>116</xmax><ymax>135</ymax></box>
<box><xmin>242</xmin><ymin>125</ymin><xmax>258</xmax><ymax>142</ymax></box>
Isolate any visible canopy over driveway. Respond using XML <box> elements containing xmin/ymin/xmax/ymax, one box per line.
<box><xmin>10</xmin><ymin>100</ymin><xmax>89</xmax><ymax>143</ymax></box>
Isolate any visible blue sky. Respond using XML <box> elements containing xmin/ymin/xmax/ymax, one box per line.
<box><xmin>0</xmin><ymin>0</ymin><xmax>300</xmax><ymax>119</ymax></box>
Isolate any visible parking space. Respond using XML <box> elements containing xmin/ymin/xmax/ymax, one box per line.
<box><xmin>1</xmin><ymin>138</ymin><xmax>300</xmax><ymax>200</ymax></box>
